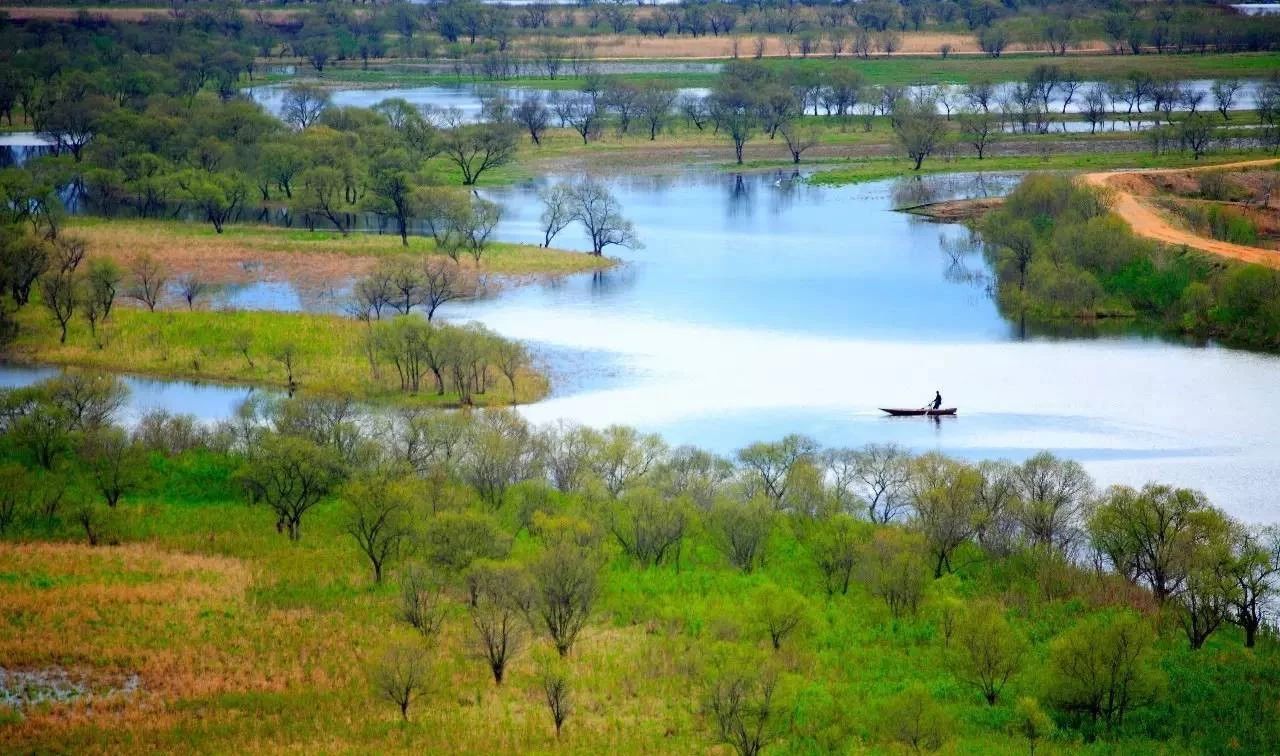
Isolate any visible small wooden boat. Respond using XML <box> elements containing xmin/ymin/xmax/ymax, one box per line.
<box><xmin>880</xmin><ymin>407</ymin><xmax>958</xmax><ymax>417</ymax></box>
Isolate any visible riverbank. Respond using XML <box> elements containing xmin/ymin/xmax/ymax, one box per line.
<box><xmin>6</xmin><ymin>304</ymin><xmax>549</xmax><ymax>408</ymax></box>
<box><xmin>64</xmin><ymin>218</ymin><xmax>612</xmax><ymax>295</ymax></box>
<box><xmin>809</xmin><ymin>150</ymin><xmax>1277</xmax><ymax>187</ymax></box>
<box><xmin>288</xmin><ymin>50</ymin><xmax>1280</xmax><ymax>90</ymax></box>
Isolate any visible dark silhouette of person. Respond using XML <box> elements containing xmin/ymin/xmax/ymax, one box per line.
<box><xmin>930</xmin><ymin>391</ymin><xmax>942</xmax><ymax>410</ymax></box>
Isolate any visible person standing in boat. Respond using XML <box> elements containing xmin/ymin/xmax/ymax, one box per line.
<box><xmin>929</xmin><ymin>391</ymin><xmax>942</xmax><ymax>411</ymax></box>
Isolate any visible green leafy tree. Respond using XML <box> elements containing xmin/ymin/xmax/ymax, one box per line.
<box><xmin>751</xmin><ymin>584</ymin><xmax>812</xmax><ymax>651</ymax></box>
<box><xmin>342</xmin><ymin>469</ymin><xmax>418</xmax><ymax>583</ymax></box>
<box><xmin>235</xmin><ymin>433</ymin><xmax>345</xmax><ymax>541</ymax></box>
<box><xmin>81</xmin><ymin>426</ymin><xmax>149</xmax><ymax>508</ymax></box>
<box><xmin>1046</xmin><ymin>611</ymin><xmax>1163</xmax><ymax>734</ymax></box>
<box><xmin>949</xmin><ymin>600</ymin><xmax>1025</xmax><ymax>705</ymax></box>
<box><xmin>879</xmin><ymin>683</ymin><xmax>954</xmax><ymax>753</ymax></box>
<box><xmin>890</xmin><ymin>94</ymin><xmax>947</xmax><ymax>170</ymax></box>
<box><xmin>1011</xmin><ymin>697</ymin><xmax>1055</xmax><ymax>755</ymax></box>
<box><xmin>440</xmin><ymin>121</ymin><xmax>519</xmax><ymax>186</ymax></box>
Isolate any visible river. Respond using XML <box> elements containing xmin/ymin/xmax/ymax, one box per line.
<box><xmin>5</xmin><ymin>169</ymin><xmax>1280</xmax><ymax>521</ymax></box>
<box><xmin>244</xmin><ymin>77</ymin><xmax>1266</xmax><ymax>125</ymax></box>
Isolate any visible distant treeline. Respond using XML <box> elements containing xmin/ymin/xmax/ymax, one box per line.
<box><xmin>3</xmin><ymin>0</ymin><xmax>1280</xmax><ymax>79</ymax></box>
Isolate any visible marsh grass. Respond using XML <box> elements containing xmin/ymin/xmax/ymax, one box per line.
<box><xmin>66</xmin><ymin>219</ymin><xmax>612</xmax><ymax>279</ymax></box>
<box><xmin>8</xmin><ymin>305</ymin><xmax>548</xmax><ymax>408</ymax></box>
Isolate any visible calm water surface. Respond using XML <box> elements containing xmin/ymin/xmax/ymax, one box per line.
<box><xmin>245</xmin><ymin>77</ymin><xmax>1263</xmax><ymax>125</ymax></box>
<box><xmin>6</xmin><ymin>170</ymin><xmax>1280</xmax><ymax>520</ymax></box>
<box><xmin>452</xmin><ymin>171</ymin><xmax>1280</xmax><ymax>521</ymax></box>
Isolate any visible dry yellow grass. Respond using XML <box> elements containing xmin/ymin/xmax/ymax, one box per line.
<box><xmin>66</xmin><ymin>219</ymin><xmax>611</xmax><ymax>294</ymax></box>
<box><xmin>0</xmin><ymin>540</ymin><xmax>705</xmax><ymax>753</ymax></box>
<box><xmin>536</xmin><ymin>32</ymin><xmax>1109</xmax><ymax>59</ymax></box>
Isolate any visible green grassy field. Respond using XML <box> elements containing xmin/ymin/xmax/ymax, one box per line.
<box><xmin>808</xmin><ymin>149</ymin><xmax>1277</xmax><ymax>186</ymax></box>
<box><xmin>1</xmin><ymin>441</ymin><xmax>1276</xmax><ymax>753</ymax></box>
<box><xmin>302</xmin><ymin>51</ymin><xmax>1280</xmax><ymax>90</ymax></box>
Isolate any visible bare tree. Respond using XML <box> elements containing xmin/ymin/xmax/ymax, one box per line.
<box><xmin>541</xmin><ymin>664</ymin><xmax>571</xmax><ymax>737</ymax></box>
<box><xmin>538</xmin><ymin>183</ymin><xmax>575</xmax><ymax>248</ymax></box>
<box><xmin>853</xmin><ymin>444</ymin><xmax>913</xmax><ymax>523</ymax></box>
<box><xmin>281</xmin><ymin>84</ymin><xmax>331</xmax><ymax>130</ymax></box>
<box><xmin>515</xmin><ymin>96</ymin><xmax>551</xmax><ymax>145</ymax></box>
<box><xmin>493</xmin><ymin>338</ymin><xmax>529</xmax><ymax>403</ymax></box>
<box><xmin>637</xmin><ymin>84</ymin><xmax>678</xmax><ymax>140</ymax></box>
<box><xmin>752</xmin><ymin>584</ymin><xmax>810</xmax><ymax>651</ymax></box>
<box><xmin>273</xmin><ymin>342</ymin><xmax>300</xmax><ymax>393</ymax></box>
<box><xmin>399</xmin><ymin>564</ymin><xmax>448</xmax><ymax>642</ymax></box>
<box><xmin>343</xmin><ymin>470</ymin><xmax>416</xmax><ymax>583</ymax></box>
<box><xmin>779</xmin><ymin>121</ymin><xmax>820</xmax><ymax>164</ymax></box>
<box><xmin>1212</xmin><ymin>79</ymin><xmax>1244</xmax><ymax>121</ymax></box>
<box><xmin>958</xmin><ymin>109</ymin><xmax>999</xmax><ymax>159</ymax></box>
<box><xmin>558</xmin><ymin>93</ymin><xmax>601</xmax><ymax>145</ymax></box>
<box><xmin>127</xmin><ymin>253</ymin><xmax>168</xmax><ymax>312</ymax></box>
<box><xmin>52</xmin><ymin>236</ymin><xmax>86</xmax><ymax>275</ymax></box>
<box><xmin>569</xmin><ymin>179</ymin><xmax>639</xmax><ymax>256</ymax></box>
<box><xmin>532</xmin><ymin>543</ymin><xmax>600</xmax><ymax>656</ymax></box>
<box><xmin>353</xmin><ymin>267</ymin><xmax>394</xmax><ymax>321</ymax></box>
<box><xmin>606</xmin><ymin>488</ymin><xmax>688</xmax><ymax>567</ymax></box>
<box><xmin>371</xmin><ymin>644</ymin><xmax>430</xmax><ymax>721</ymax></box>
<box><xmin>890</xmin><ymin>94</ymin><xmax>947</xmax><ymax>170</ymax></box>
<box><xmin>704</xmin><ymin>666</ymin><xmax>779</xmax><ymax>756</ymax></box>
<box><xmin>81</xmin><ymin>427</ymin><xmax>148</xmax><ymax>508</ymax></box>
<box><xmin>461</xmin><ymin>198</ymin><xmax>502</xmax><ymax>262</ymax></box>
<box><xmin>711</xmin><ymin>498</ymin><xmax>772</xmax><ymax>573</ymax></box>
<box><xmin>469</xmin><ymin>560</ymin><xmax>530</xmax><ymax>684</ymax></box>
<box><xmin>421</xmin><ymin>257</ymin><xmax>476</xmax><ymax>321</ymax></box>
<box><xmin>736</xmin><ymin>434</ymin><xmax>818</xmax><ymax>507</ymax></box>
<box><xmin>176</xmin><ymin>272</ymin><xmax>207</xmax><ymax>310</ymax></box>
<box><xmin>807</xmin><ymin>513</ymin><xmax>864</xmax><ymax>596</ymax></box>
<box><xmin>39</xmin><ymin>271</ymin><xmax>77</xmax><ymax>344</ymax></box>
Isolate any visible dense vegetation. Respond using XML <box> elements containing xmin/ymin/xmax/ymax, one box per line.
<box><xmin>3</xmin><ymin>375</ymin><xmax>1280</xmax><ymax>751</ymax></box>
<box><xmin>978</xmin><ymin>173</ymin><xmax>1280</xmax><ymax>347</ymax></box>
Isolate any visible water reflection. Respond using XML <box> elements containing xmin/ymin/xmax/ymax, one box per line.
<box><xmin>0</xmin><ymin>363</ymin><xmax>261</xmax><ymax>424</ymax></box>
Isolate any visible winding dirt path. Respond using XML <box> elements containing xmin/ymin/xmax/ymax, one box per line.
<box><xmin>1081</xmin><ymin>159</ymin><xmax>1280</xmax><ymax>270</ymax></box>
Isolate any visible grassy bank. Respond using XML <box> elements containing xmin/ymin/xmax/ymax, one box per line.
<box><xmin>6</xmin><ymin>304</ymin><xmax>548</xmax><ymax>407</ymax></box>
<box><xmin>65</xmin><ymin>218</ymin><xmax>612</xmax><ymax>279</ymax></box>
<box><xmin>301</xmin><ymin>50</ymin><xmax>1280</xmax><ymax>90</ymax></box>
<box><xmin>809</xmin><ymin>150</ymin><xmax>1275</xmax><ymax>187</ymax></box>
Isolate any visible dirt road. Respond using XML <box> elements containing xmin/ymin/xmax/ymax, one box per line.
<box><xmin>1081</xmin><ymin>159</ymin><xmax>1280</xmax><ymax>270</ymax></box>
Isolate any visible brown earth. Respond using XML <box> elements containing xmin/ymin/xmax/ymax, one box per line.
<box><xmin>900</xmin><ymin>197</ymin><xmax>1005</xmax><ymax>221</ymax></box>
<box><xmin>555</xmin><ymin>32</ymin><xmax>1110</xmax><ymax>59</ymax></box>
<box><xmin>1082</xmin><ymin>159</ymin><xmax>1280</xmax><ymax>269</ymax></box>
